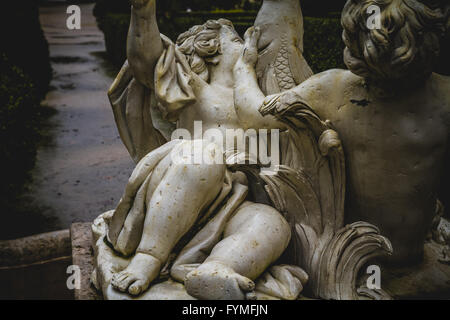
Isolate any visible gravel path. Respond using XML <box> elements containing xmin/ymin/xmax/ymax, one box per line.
<box><xmin>18</xmin><ymin>3</ymin><xmax>134</xmax><ymax>232</ymax></box>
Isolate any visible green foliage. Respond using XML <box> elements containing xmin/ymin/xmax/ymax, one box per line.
<box><xmin>0</xmin><ymin>0</ymin><xmax>52</xmax><ymax>100</ymax></box>
<box><xmin>171</xmin><ymin>11</ymin><xmax>257</xmax><ymax>40</ymax></box>
<box><xmin>0</xmin><ymin>53</ymin><xmax>56</xmax><ymax>239</ymax></box>
<box><xmin>0</xmin><ymin>1</ymin><xmax>52</xmax><ymax>207</ymax></box>
<box><xmin>93</xmin><ymin>0</ymin><xmax>130</xmax><ymax>18</ymax></box>
<box><xmin>93</xmin><ymin>0</ymin><xmax>349</xmax><ymax>70</ymax></box>
<box><xmin>94</xmin><ymin>1</ymin><xmax>448</xmax><ymax>75</ymax></box>
<box><xmin>303</xmin><ymin>17</ymin><xmax>346</xmax><ymax>73</ymax></box>
<box><xmin>301</xmin><ymin>0</ymin><xmax>347</xmax><ymax>17</ymax></box>
<box><xmin>93</xmin><ymin>0</ymin><xmax>251</xmax><ymax>15</ymax></box>
<box><xmin>95</xmin><ymin>10</ymin><xmax>346</xmax><ymax>73</ymax></box>
<box><xmin>92</xmin><ymin>0</ymin><xmax>349</xmax><ymax>16</ymax></box>
<box><xmin>0</xmin><ymin>54</ymin><xmax>41</xmax><ymax>196</ymax></box>
<box><xmin>97</xmin><ymin>13</ymin><xmax>131</xmax><ymax>67</ymax></box>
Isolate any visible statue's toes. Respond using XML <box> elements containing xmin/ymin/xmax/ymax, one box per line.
<box><xmin>235</xmin><ymin>274</ymin><xmax>255</xmax><ymax>292</ymax></box>
<box><xmin>128</xmin><ymin>279</ymin><xmax>149</xmax><ymax>296</ymax></box>
<box><xmin>111</xmin><ymin>271</ymin><xmax>135</xmax><ymax>292</ymax></box>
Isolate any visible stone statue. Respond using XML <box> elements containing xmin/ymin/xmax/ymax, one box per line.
<box><xmin>92</xmin><ymin>0</ymin><xmax>313</xmax><ymax>300</ymax></box>
<box><xmin>237</xmin><ymin>0</ymin><xmax>450</xmax><ymax>298</ymax></box>
<box><xmin>252</xmin><ymin>0</ymin><xmax>450</xmax><ymax>267</ymax></box>
<box><xmin>228</xmin><ymin>0</ymin><xmax>450</xmax><ymax>298</ymax></box>
<box><xmin>92</xmin><ymin>0</ymin><xmax>450</xmax><ymax>300</ymax></box>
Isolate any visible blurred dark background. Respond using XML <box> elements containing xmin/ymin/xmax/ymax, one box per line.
<box><xmin>0</xmin><ymin>1</ymin><xmax>53</xmax><ymax>238</ymax></box>
<box><xmin>91</xmin><ymin>0</ymin><xmax>449</xmax><ymax>73</ymax></box>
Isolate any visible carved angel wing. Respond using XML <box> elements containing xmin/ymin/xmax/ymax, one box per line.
<box><xmin>254</xmin><ymin>0</ymin><xmax>313</xmax><ymax>95</ymax></box>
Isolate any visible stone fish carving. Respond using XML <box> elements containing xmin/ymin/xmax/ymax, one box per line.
<box><xmin>254</xmin><ymin>0</ymin><xmax>313</xmax><ymax>94</ymax></box>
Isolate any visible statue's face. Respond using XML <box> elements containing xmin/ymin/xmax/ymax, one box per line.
<box><xmin>218</xmin><ymin>25</ymin><xmax>244</xmax><ymax>68</ymax></box>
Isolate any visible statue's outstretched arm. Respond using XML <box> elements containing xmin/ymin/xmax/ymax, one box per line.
<box><xmin>127</xmin><ymin>0</ymin><xmax>163</xmax><ymax>89</ymax></box>
<box><xmin>233</xmin><ymin>27</ymin><xmax>287</xmax><ymax>131</ymax></box>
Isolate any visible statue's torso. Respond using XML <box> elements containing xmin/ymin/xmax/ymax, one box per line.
<box><xmin>304</xmin><ymin>70</ymin><xmax>450</xmax><ymax>264</ymax></box>
<box><xmin>177</xmin><ymin>82</ymin><xmax>243</xmax><ymax>148</ymax></box>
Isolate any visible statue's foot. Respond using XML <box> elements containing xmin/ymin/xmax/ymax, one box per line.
<box><xmin>111</xmin><ymin>253</ymin><xmax>161</xmax><ymax>296</ymax></box>
<box><xmin>185</xmin><ymin>261</ymin><xmax>255</xmax><ymax>300</ymax></box>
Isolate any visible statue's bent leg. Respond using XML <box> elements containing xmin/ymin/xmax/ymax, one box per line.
<box><xmin>112</xmin><ymin>149</ymin><xmax>174</xmax><ymax>256</ymax></box>
<box><xmin>112</xmin><ymin>142</ymin><xmax>226</xmax><ymax>296</ymax></box>
<box><xmin>185</xmin><ymin>202</ymin><xmax>291</xmax><ymax>300</ymax></box>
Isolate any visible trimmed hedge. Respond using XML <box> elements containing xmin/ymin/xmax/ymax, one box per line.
<box><xmin>97</xmin><ymin>13</ymin><xmax>131</xmax><ymax>67</ymax></box>
<box><xmin>93</xmin><ymin>0</ymin><xmax>349</xmax><ymax>70</ymax></box>
<box><xmin>94</xmin><ymin>0</ymin><xmax>449</xmax><ymax>75</ymax></box>
<box><xmin>0</xmin><ymin>53</ymin><xmax>57</xmax><ymax>239</ymax></box>
<box><xmin>93</xmin><ymin>0</ymin><xmax>130</xmax><ymax>18</ymax></box>
<box><xmin>93</xmin><ymin>0</ymin><xmax>256</xmax><ymax>16</ymax></box>
<box><xmin>92</xmin><ymin>0</ymin><xmax>348</xmax><ymax>16</ymax></box>
<box><xmin>303</xmin><ymin>17</ymin><xmax>345</xmax><ymax>72</ymax></box>
<box><xmin>96</xmin><ymin>12</ymin><xmax>345</xmax><ymax>73</ymax></box>
<box><xmin>1</xmin><ymin>1</ymin><xmax>52</xmax><ymax>100</ymax></box>
<box><xmin>0</xmin><ymin>2</ymin><xmax>52</xmax><ymax>205</ymax></box>
<box><xmin>0</xmin><ymin>55</ymin><xmax>44</xmax><ymax>198</ymax></box>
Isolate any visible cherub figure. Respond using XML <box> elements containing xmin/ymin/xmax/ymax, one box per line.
<box><xmin>92</xmin><ymin>0</ymin><xmax>312</xmax><ymax>300</ymax></box>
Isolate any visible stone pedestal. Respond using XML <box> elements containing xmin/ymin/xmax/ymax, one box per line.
<box><xmin>70</xmin><ymin>223</ymin><xmax>101</xmax><ymax>300</ymax></box>
<box><xmin>0</xmin><ymin>230</ymin><xmax>73</xmax><ymax>299</ymax></box>
<box><xmin>71</xmin><ymin>222</ymin><xmax>450</xmax><ymax>300</ymax></box>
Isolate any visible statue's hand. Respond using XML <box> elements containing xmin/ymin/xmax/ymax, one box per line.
<box><xmin>130</xmin><ymin>0</ymin><xmax>152</xmax><ymax>10</ymax></box>
<box><xmin>242</xmin><ymin>26</ymin><xmax>261</xmax><ymax>66</ymax></box>
<box><xmin>259</xmin><ymin>90</ymin><xmax>301</xmax><ymax>116</ymax></box>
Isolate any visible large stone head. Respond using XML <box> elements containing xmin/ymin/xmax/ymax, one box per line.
<box><xmin>176</xmin><ymin>19</ymin><xmax>243</xmax><ymax>82</ymax></box>
<box><xmin>341</xmin><ymin>0</ymin><xmax>449</xmax><ymax>87</ymax></box>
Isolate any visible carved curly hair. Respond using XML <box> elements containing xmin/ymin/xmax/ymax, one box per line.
<box><xmin>342</xmin><ymin>0</ymin><xmax>449</xmax><ymax>85</ymax></box>
<box><xmin>176</xmin><ymin>19</ymin><xmax>236</xmax><ymax>82</ymax></box>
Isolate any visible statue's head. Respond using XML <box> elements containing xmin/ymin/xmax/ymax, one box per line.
<box><xmin>342</xmin><ymin>0</ymin><xmax>449</xmax><ymax>87</ymax></box>
<box><xmin>176</xmin><ymin>19</ymin><xmax>244</xmax><ymax>82</ymax></box>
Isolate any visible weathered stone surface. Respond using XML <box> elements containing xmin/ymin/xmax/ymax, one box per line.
<box><xmin>94</xmin><ymin>0</ymin><xmax>312</xmax><ymax>301</ymax></box>
<box><xmin>70</xmin><ymin>222</ymin><xmax>102</xmax><ymax>300</ymax></box>
<box><xmin>92</xmin><ymin>0</ymin><xmax>450</xmax><ymax>301</ymax></box>
<box><xmin>77</xmin><ymin>225</ymin><xmax>450</xmax><ymax>300</ymax></box>
<box><xmin>383</xmin><ymin>242</ymin><xmax>450</xmax><ymax>299</ymax></box>
<box><xmin>0</xmin><ymin>230</ymin><xmax>71</xmax><ymax>267</ymax></box>
<box><xmin>0</xmin><ymin>230</ymin><xmax>72</xmax><ymax>299</ymax></box>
